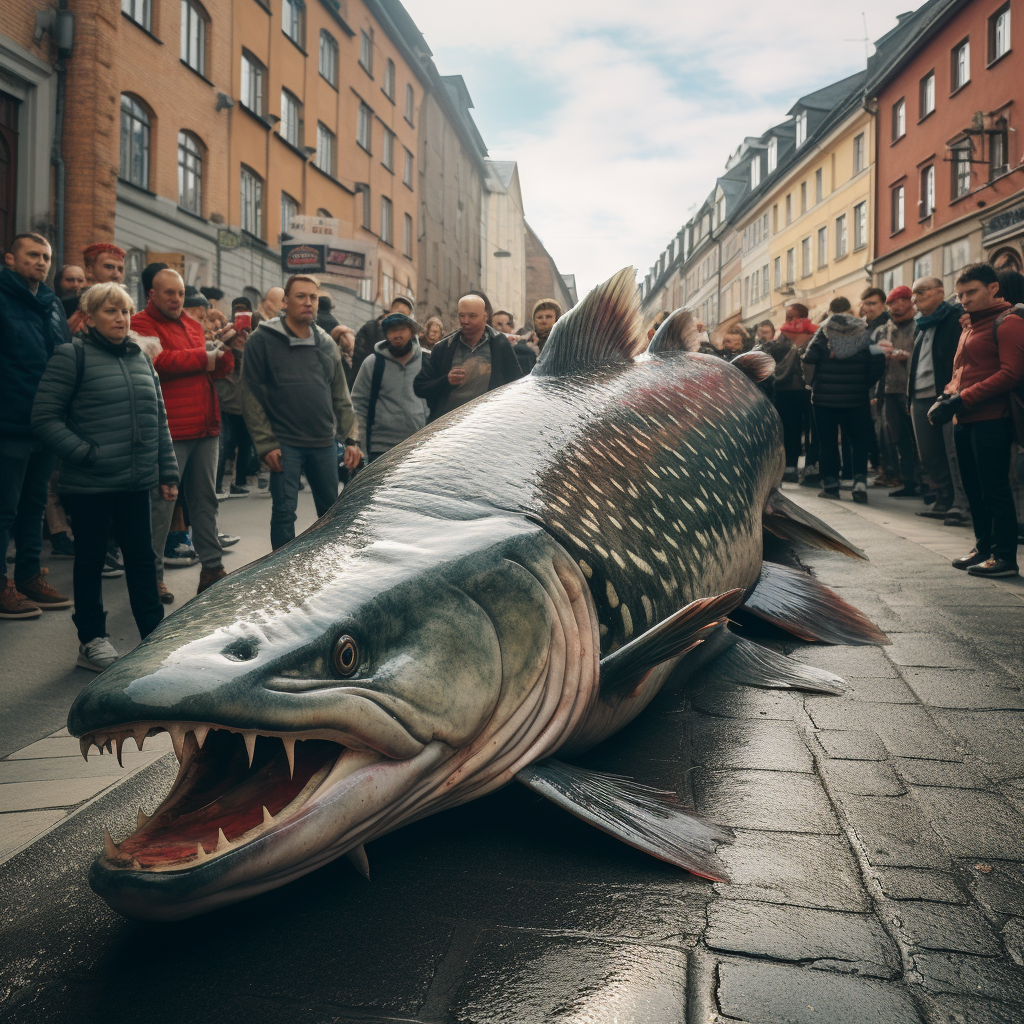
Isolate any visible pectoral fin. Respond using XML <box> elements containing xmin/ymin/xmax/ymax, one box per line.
<box><xmin>763</xmin><ymin>488</ymin><xmax>867</xmax><ymax>560</ymax></box>
<box><xmin>517</xmin><ymin>760</ymin><xmax>731</xmax><ymax>881</ymax></box>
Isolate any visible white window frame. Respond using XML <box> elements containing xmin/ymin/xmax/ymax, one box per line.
<box><xmin>380</xmin><ymin>195</ymin><xmax>393</xmax><ymax>245</ymax></box>
<box><xmin>892</xmin><ymin>185</ymin><xmax>905</xmax><ymax>232</ymax></box>
<box><xmin>795</xmin><ymin>110</ymin><xmax>808</xmax><ymax>148</ymax></box>
<box><xmin>357</xmin><ymin>102</ymin><xmax>372</xmax><ymax>152</ymax></box>
<box><xmin>240</xmin><ymin>166</ymin><xmax>263</xmax><ymax>237</ymax></box>
<box><xmin>241</xmin><ymin>52</ymin><xmax>265</xmax><ymax>116</ymax></box>
<box><xmin>817</xmin><ymin>226</ymin><xmax>828</xmax><ymax>268</ymax></box>
<box><xmin>316</xmin><ymin>122</ymin><xmax>336</xmax><ymax>177</ymax></box>
<box><xmin>953</xmin><ymin>39</ymin><xmax>970</xmax><ymax>90</ymax></box>
<box><xmin>920</xmin><ymin>71</ymin><xmax>935</xmax><ymax>117</ymax></box>
<box><xmin>282</xmin><ymin>0</ymin><xmax>304</xmax><ymax>47</ymax></box>
<box><xmin>280</xmin><ymin>89</ymin><xmax>301</xmax><ymax>147</ymax></box>
<box><xmin>853</xmin><ymin>133</ymin><xmax>865</xmax><ymax>174</ymax></box>
<box><xmin>281</xmin><ymin>192</ymin><xmax>299</xmax><ymax>237</ymax></box>
<box><xmin>767</xmin><ymin>136</ymin><xmax>777</xmax><ymax>173</ymax></box>
<box><xmin>360</xmin><ymin>30</ymin><xmax>373</xmax><ymax>74</ymax></box>
<box><xmin>180</xmin><ymin>0</ymin><xmax>206</xmax><ymax>75</ymax></box>
<box><xmin>121</xmin><ymin>0</ymin><xmax>151</xmax><ymax>31</ymax></box>
<box><xmin>854</xmin><ymin>201</ymin><xmax>867</xmax><ymax>250</ymax></box>
<box><xmin>403</xmin><ymin>212</ymin><xmax>412</xmax><ymax>257</ymax></box>
<box><xmin>801</xmin><ymin>236</ymin><xmax>811</xmax><ymax>277</ymax></box>
<box><xmin>836</xmin><ymin>213</ymin><xmax>848</xmax><ymax>258</ymax></box>
<box><xmin>921</xmin><ymin>164</ymin><xmax>935</xmax><ymax>217</ymax></box>
<box><xmin>383</xmin><ymin>58</ymin><xmax>395</xmax><ymax>100</ymax></box>
<box><xmin>382</xmin><ymin>127</ymin><xmax>394</xmax><ymax>171</ymax></box>
<box><xmin>119</xmin><ymin>94</ymin><xmax>150</xmax><ymax>188</ymax></box>
<box><xmin>893</xmin><ymin>98</ymin><xmax>906</xmax><ymax>141</ymax></box>
<box><xmin>750</xmin><ymin>156</ymin><xmax>761</xmax><ymax>189</ymax></box>
<box><xmin>991</xmin><ymin>5</ymin><xmax>1011</xmax><ymax>61</ymax></box>
<box><xmin>403</xmin><ymin>148</ymin><xmax>413</xmax><ymax>188</ymax></box>
<box><xmin>953</xmin><ymin>142</ymin><xmax>972</xmax><ymax>198</ymax></box>
<box><xmin>404</xmin><ymin>83</ymin><xmax>415</xmax><ymax>125</ymax></box>
<box><xmin>177</xmin><ymin>130</ymin><xmax>202</xmax><ymax>214</ymax></box>
<box><xmin>319</xmin><ymin>30</ymin><xmax>338</xmax><ymax>87</ymax></box>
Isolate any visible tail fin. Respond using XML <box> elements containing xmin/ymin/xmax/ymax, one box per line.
<box><xmin>647</xmin><ymin>307</ymin><xmax>700</xmax><ymax>354</ymax></box>
<box><xmin>730</xmin><ymin>350</ymin><xmax>775</xmax><ymax>384</ymax></box>
<box><xmin>741</xmin><ymin>561</ymin><xmax>889</xmax><ymax>645</ymax></box>
<box><xmin>763</xmin><ymin>488</ymin><xmax>867</xmax><ymax>560</ymax></box>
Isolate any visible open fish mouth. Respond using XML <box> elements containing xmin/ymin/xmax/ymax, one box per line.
<box><xmin>81</xmin><ymin>723</ymin><xmax>387</xmax><ymax>873</ymax></box>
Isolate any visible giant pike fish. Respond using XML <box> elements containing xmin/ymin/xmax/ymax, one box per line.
<box><xmin>69</xmin><ymin>269</ymin><xmax>886</xmax><ymax>920</ymax></box>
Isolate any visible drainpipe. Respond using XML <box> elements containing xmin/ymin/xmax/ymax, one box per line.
<box><xmin>50</xmin><ymin>4</ymin><xmax>74</xmax><ymax>270</ymax></box>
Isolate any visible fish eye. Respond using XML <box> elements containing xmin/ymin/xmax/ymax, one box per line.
<box><xmin>334</xmin><ymin>635</ymin><xmax>360</xmax><ymax>677</ymax></box>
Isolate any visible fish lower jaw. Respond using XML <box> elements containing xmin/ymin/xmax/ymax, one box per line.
<box><xmin>83</xmin><ymin>722</ymin><xmax>385</xmax><ymax>875</ymax></box>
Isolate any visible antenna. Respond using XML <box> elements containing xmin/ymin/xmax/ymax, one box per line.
<box><xmin>843</xmin><ymin>12</ymin><xmax>870</xmax><ymax>64</ymax></box>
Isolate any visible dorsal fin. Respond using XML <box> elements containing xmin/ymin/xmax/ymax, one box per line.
<box><xmin>647</xmin><ymin>307</ymin><xmax>700</xmax><ymax>354</ymax></box>
<box><xmin>730</xmin><ymin>350</ymin><xmax>776</xmax><ymax>383</ymax></box>
<box><xmin>533</xmin><ymin>267</ymin><xmax>644</xmax><ymax>376</ymax></box>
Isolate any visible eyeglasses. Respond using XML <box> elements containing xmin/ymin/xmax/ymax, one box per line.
<box><xmin>911</xmin><ymin>287</ymin><xmax>942</xmax><ymax>295</ymax></box>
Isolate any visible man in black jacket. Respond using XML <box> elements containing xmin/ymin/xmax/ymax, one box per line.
<box><xmin>908</xmin><ymin>277</ymin><xmax>970</xmax><ymax>525</ymax></box>
<box><xmin>352</xmin><ymin>295</ymin><xmax>414</xmax><ymax>378</ymax></box>
<box><xmin>413</xmin><ymin>294</ymin><xmax>523</xmax><ymax>422</ymax></box>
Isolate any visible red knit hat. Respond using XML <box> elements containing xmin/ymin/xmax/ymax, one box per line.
<box><xmin>780</xmin><ymin>317</ymin><xmax>818</xmax><ymax>335</ymax></box>
<box><xmin>886</xmin><ymin>285</ymin><xmax>912</xmax><ymax>302</ymax></box>
<box><xmin>82</xmin><ymin>242</ymin><xmax>126</xmax><ymax>262</ymax></box>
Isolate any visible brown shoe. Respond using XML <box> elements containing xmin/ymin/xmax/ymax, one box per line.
<box><xmin>197</xmin><ymin>566</ymin><xmax>227</xmax><ymax>594</ymax></box>
<box><xmin>19</xmin><ymin>569</ymin><xmax>71</xmax><ymax>610</ymax></box>
<box><xmin>0</xmin><ymin>576</ymin><xmax>42</xmax><ymax>619</ymax></box>
<box><xmin>157</xmin><ymin>581</ymin><xmax>174</xmax><ymax>605</ymax></box>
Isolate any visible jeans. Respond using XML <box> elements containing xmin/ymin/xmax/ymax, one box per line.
<box><xmin>217</xmin><ymin>413</ymin><xmax>258</xmax><ymax>490</ymax></box>
<box><xmin>814</xmin><ymin>405</ymin><xmax>872</xmax><ymax>483</ymax></box>
<box><xmin>954</xmin><ymin>419</ymin><xmax>1018</xmax><ymax>563</ymax></box>
<box><xmin>151</xmin><ymin>437</ymin><xmax>222</xmax><ymax>580</ymax></box>
<box><xmin>63</xmin><ymin>491</ymin><xmax>163</xmax><ymax>644</ymax></box>
<box><xmin>269</xmin><ymin>443</ymin><xmax>340</xmax><ymax>549</ymax></box>
<box><xmin>884</xmin><ymin>394</ymin><xmax>918</xmax><ymax>484</ymax></box>
<box><xmin>773</xmin><ymin>391</ymin><xmax>809</xmax><ymax>469</ymax></box>
<box><xmin>0</xmin><ymin>437</ymin><xmax>54</xmax><ymax>586</ymax></box>
<box><xmin>911</xmin><ymin>397</ymin><xmax>968</xmax><ymax>512</ymax></box>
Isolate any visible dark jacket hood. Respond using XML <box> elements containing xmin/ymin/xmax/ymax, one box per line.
<box><xmin>822</xmin><ymin>313</ymin><xmax>872</xmax><ymax>359</ymax></box>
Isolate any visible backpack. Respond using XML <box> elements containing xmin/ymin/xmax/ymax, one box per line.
<box><xmin>362</xmin><ymin>352</ymin><xmax>388</xmax><ymax>455</ymax></box>
<box><xmin>993</xmin><ymin>304</ymin><xmax>1024</xmax><ymax>445</ymax></box>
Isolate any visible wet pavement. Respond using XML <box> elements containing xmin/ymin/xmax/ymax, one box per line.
<box><xmin>1</xmin><ymin>486</ymin><xmax>1023</xmax><ymax>1023</ymax></box>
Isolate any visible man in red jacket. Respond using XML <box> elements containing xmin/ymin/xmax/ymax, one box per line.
<box><xmin>929</xmin><ymin>263</ymin><xmax>1024</xmax><ymax>578</ymax></box>
<box><xmin>132</xmin><ymin>269</ymin><xmax>234</xmax><ymax>595</ymax></box>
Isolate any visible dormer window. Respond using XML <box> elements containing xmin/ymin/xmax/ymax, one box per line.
<box><xmin>767</xmin><ymin>136</ymin><xmax>777</xmax><ymax>173</ymax></box>
<box><xmin>795</xmin><ymin>110</ymin><xmax>808</xmax><ymax>147</ymax></box>
<box><xmin>750</xmin><ymin>157</ymin><xmax>761</xmax><ymax>189</ymax></box>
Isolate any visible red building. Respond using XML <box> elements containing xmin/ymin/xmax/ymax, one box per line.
<box><xmin>867</xmin><ymin>0</ymin><xmax>1024</xmax><ymax>292</ymax></box>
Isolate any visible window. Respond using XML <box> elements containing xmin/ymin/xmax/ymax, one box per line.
<box><xmin>942</xmin><ymin>238</ymin><xmax>972</xmax><ymax>277</ymax></box>
<box><xmin>177</xmin><ymin>131</ymin><xmax>202</xmax><ymax>214</ymax></box>
<box><xmin>383</xmin><ymin>58</ymin><xmax>395</xmax><ymax>101</ymax></box>
<box><xmin>715</xmin><ymin>195</ymin><xmax>726</xmax><ymax>225</ymax></box>
<box><xmin>280</xmin><ymin>89</ymin><xmax>302</xmax><ymax>147</ymax></box>
<box><xmin>360</xmin><ymin>30</ymin><xmax>373</xmax><ymax>75</ymax></box>
<box><xmin>773</xmin><ymin>256</ymin><xmax>781</xmax><ymax>289</ymax></box>
<box><xmin>767</xmin><ymin>136</ymin><xmax>777</xmax><ymax>173</ymax></box>
<box><xmin>881</xmin><ymin>268</ymin><xmax>903</xmax><ymax>294</ymax></box>
<box><xmin>785</xmin><ymin>194</ymin><xmax>792</xmax><ymax>225</ymax></box>
<box><xmin>920</xmin><ymin>164</ymin><xmax>935</xmax><ymax>217</ymax></box>
<box><xmin>795</xmin><ymin>110</ymin><xmax>807</xmax><ymax>147</ymax></box>
<box><xmin>404</xmin><ymin>83</ymin><xmax>414</xmax><ymax>125</ymax></box>
<box><xmin>356</xmin><ymin>102</ymin><xmax>373</xmax><ymax>152</ymax></box>
<box><xmin>382</xmin><ymin>127</ymin><xmax>394</xmax><ymax>171</ymax></box>
<box><xmin>282</xmin><ymin>0</ymin><xmax>304</xmax><ymax>47</ymax></box>
<box><xmin>854</xmin><ymin>201</ymin><xmax>867</xmax><ymax>250</ymax></box>
<box><xmin>763</xmin><ymin>212</ymin><xmax>769</xmax><ymax>237</ymax></box>
<box><xmin>281</xmin><ymin>192</ymin><xmax>299</xmax><ymax>237</ymax></box>
<box><xmin>241</xmin><ymin>51</ymin><xmax>265</xmax><ymax>116</ymax></box>
<box><xmin>990</xmin><ymin>126</ymin><xmax>1009</xmax><ymax>178</ymax></box>
<box><xmin>919</xmin><ymin>71</ymin><xmax>935</xmax><ymax>117</ymax></box>
<box><xmin>750</xmin><ymin>156</ymin><xmax>761</xmax><ymax>189</ymax></box>
<box><xmin>316</xmin><ymin>122</ymin><xmax>336</xmax><ymax>176</ymax></box>
<box><xmin>801</xmin><ymin>237</ymin><xmax>811</xmax><ymax>277</ymax></box>
<box><xmin>762</xmin><ymin>263</ymin><xmax>769</xmax><ymax>295</ymax></box>
<box><xmin>836</xmin><ymin>213</ymin><xmax>848</xmax><ymax>258</ymax></box>
<box><xmin>743</xmin><ymin>275</ymin><xmax>750</xmax><ymax>307</ymax></box>
<box><xmin>403</xmin><ymin>148</ymin><xmax>413</xmax><ymax>188</ymax></box>
<box><xmin>786</xmin><ymin>248</ymin><xmax>795</xmax><ymax>283</ymax></box>
<box><xmin>913</xmin><ymin>254</ymin><xmax>933</xmax><ymax>279</ymax></box>
<box><xmin>180</xmin><ymin>0</ymin><xmax>206</xmax><ymax>75</ymax></box>
<box><xmin>121</xmin><ymin>0</ymin><xmax>151</xmax><ymax>31</ymax></box>
<box><xmin>403</xmin><ymin>212</ymin><xmax>412</xmax><ymax>257</ymax></box>
<box><xmin>380</xmin><ymin>195</ymin><xmax>393</xmax><ymax>244</ymax></box>
<box><xmin>892</xmin><ymin>98</ymin><xmax>906</xmax><ymax>141</ymax></box>
<box><xmin>319</xmin><ymin>30</ymin><xmax>338</xmax><ymax>86</ymax></box>
<box><xmin>240</xmin><ymin>166</ymin><xmax>263</xmax><ymax>237</ymax></box>
<box><xmin>989</xmin><ymin>4</ymin><xmax>1011</xmax><ymax>62</ymax></box>
<box><xmin>356</xmin><ymin>184</ymin><xmax>371</xmax><ymax>229</ymax></box>
<box><xmin>853</xmin><ymin>133</ymin><xmax>865</xmax><ymax>174</ymax></box>
<box><xmin>892</xmin><ymin>185</ymin><xmax>905</xmax><ymax>232</ymax></box>
<box><xmin>952</xmin><ymin>141</ymin><xmax>972</xmax><ymax>197</ymax></box>
<box><xmin>952</xmin><ymin>38</ymin><xmax>970</xmax><ymax>91</ymax></box>
<box><xmin>815</xmin><ymin>167</ymin><xmax>823</xmax><ymax>203</ymax></box>
<box><xmin>817</xmin><ymin>226</ymin><xmax>828</xmax><ymax>268</ymax></box>
<box><xmin>119</xmin><ymin>94</ymin><xmax>150</xmax><ymax>188</ymax></box>
<box><xmin>800</xmin><ymin>181</ymin><xmax>807</xmax><ymax>214</ymax></box>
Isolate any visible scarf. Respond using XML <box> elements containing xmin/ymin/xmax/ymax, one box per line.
<box><xmin>87</xmin><ymin>326</ymin><xmax>131</xmax><ymax>357</ymax></box>
<box><xmin>914</xmin><ymin>301</ymin><xmax>954</xmax><ymax>333</ymax></box>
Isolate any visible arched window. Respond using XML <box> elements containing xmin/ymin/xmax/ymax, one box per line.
<box><xmin>404</xmin><ymin>83</ymin><xmax>414</xmax><ymax>125</ymax></box>
<box><xmin>120</xmin><ymin>94</ymin><xmax>150</xmax><ymax>188</ymax></box>
<box><xmin>240</xmin><ymin>165</ymin><xmax>263</xmax><ymax>238</ymax></box>
<box><xmin>316</xmin><ymin>207</ymin><xmax>332</xmax><ymax>218</ymax></box>
<box><xmin>180</xmin><ymin>0</ymin><xmax>207</xmax><ymax>75</ymax></box>
<box><xmin>318</xmin><ymin>30</ymin><xmax>338</xmax><ymax>87</ymax></box>
<box><xmin>178</xmin><ymin>131</ymin><xmax>203</xmax><ymax>214</ymax></box>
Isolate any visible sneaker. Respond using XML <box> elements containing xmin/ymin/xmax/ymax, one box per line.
<box><xmin>19</xmin><ymin>569</ymin><xmax>71</xmax><ymax>609</ymax></box>
<box><xmin>782</xmin><ymin>467</ymin><xmax>798</xmax><ymax>484</ymax></box>
<box><xmin>0</xmin><ymin>577</ymin><xmax>42</xmax><ymax>619</ymax></box>
<box><xmin>799</xmin><ymin>464</ymin><xmax>821</xmax><ymax>488</ymax></box>
<box><xmin>889</xmin><ymin>484</ymin><xmax>920</xmax><ymax>498</ymax></box>
<box><xmin>872</xmin><ymin>473</ymin><xmax>899</xmax><ymax>488</ymax></box>
<box><xmin>967</xmin><ymin>557</ymin><xmax>1019</xmax><ymax>578</ymax></box>
<box><xmin>197</xmin><ymin>566</ymin><xmax>227</xmax><ymax>594</ymax></box>
<box><xmin>77</xmin><ymin>636</ymin><xmax>120</xmax><ymax>672</ymax></box>
<box><xmin>157</xmin><ymin>581</ymin><xmax>174</xmax><ymax>605</ymax></box>
<box><xmin>922</xmin><ymin>491</ymin><xmax>938</xmax><ymax>505</ymax></box>
<box><xmin>164</xmin><ymin>531</ymin><xmax>199</xmax><ymax>567</ymax></box>
<box><xmin>257</xmin><ymin>473</ymin><xmax>269</xmax><ymax>491</ymax></box>
<box><xmin>839</xmin><ymin>478</ymin><xmax>854</xmax><ymax>491</ymax></box>
<box><xmin>817</xmin><ymin>479</ymin><xmax>841</xmax><ymax>499</ymax></box>
<box><xmin>218</xmin><ymin>532</ymin><xmax>240</xmax><ymax>548</ymax></box>
<box><xmin>952</xmin><ymin>549</ymin><xmax>989</xmax><ymax>571</ymax></box>
<box><xmin>852</xmin><ymin>480</ymin><xmax>868</xmax><ymax>504</ymax></box>
<box><xmin>50</xmin><ymin>532</ymin><xmax>75</xmax><ymax>558</ymax></box>
<box><xmin>229</xmin><ymin>484</ymin><xmax>249</xmax><ymax>498</ymax></box>
<box><xmin>943</xmin><ymin>509</ymin><xmax>971</xmax><ymax>527</ymax></box>
<box><xmin>917</xmin><ymin>505</ymin><xmax>952</xmax><ymax>519</ymax></box>
<box><xmin>216</xmin><ymin>489</ymin><xmax>230</xmax><ymax>502</ymax></box>
<box><xmin>102</xmin><ymin>547</ymin><xmax>125</xmax><ymax>579</ymax></box>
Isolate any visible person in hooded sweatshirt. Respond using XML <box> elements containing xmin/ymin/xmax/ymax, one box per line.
<box><xmin>803</xmin><ymin>301</ymin><xmax>885</xmax><ymax>503</ymax></box>
<box><xmin>350</xmin><ymin>312</ymin><xmax>429</xmax><ymax>463</ymax></box>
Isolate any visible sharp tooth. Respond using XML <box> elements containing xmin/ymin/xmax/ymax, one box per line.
<box><xmin>130</xmin><ymin>858</ymin><xmax>142</xmax><ymax>870</ymax></box>
<box><xmin>194</xmin><ymin>725</ymin><xmax>209</xmax><ymax>749</ymax></box>
<box><xmin>195</xmin><ymin>842</ymin><xmax>209</xmax><ymax>862</ymax></box>
<box><xmin>346</xmin><ymin>844</ymin><xmax>370</xmax><ymax>880</ymax></box>
<box><xmin>115</xmin><ymin>736</ymin><xmax>125</xmax><ymax>768</ymax></box>
<box><xmin>243</xmin><ymin>731</ymin><xmax>257</xmax><ymax>768</ymax></box>
<box><xmin>137</xmin><ymin>807</ymin><xmax>151</xmax><ymax>830</ymax></box>
<box><xmin>282</xmin><ymin>737</ymin><xmax>295</xmax><ymax>779</ymax></box>
<box><xmin>133</xmin><ymin>725</ymin><xmax>148</xmax><ymax>752</ymax></box>
<box><xmin>80</xmin><ymin>736</ymin><xmax>90</xmax><ymax>762</ymax></box>
<box><xmin>216</xmin><ymin>828</ymin><xmax>231</xmax><ymax>852</ymax></box>
<box><xmin>167</xmin><ymin>724</ymin><xmax>186</xmax><ymax>763</ymax></box>
<box><xmin>103</xmin><ymin>827</ymin><xmax>121</xmax><ymax>860</ymax></box>
<box><xmin>262</xmin><ymin>805</ymin><xmax>274</xmax><ymax>825</ymax></box>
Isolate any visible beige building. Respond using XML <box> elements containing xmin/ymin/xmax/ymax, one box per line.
<box><xmin>482</xmin><ymin>159</ymin><xmax>526</xmax><ymax>323</ymax></box>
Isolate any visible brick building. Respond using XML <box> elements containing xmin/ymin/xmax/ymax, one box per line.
<box><xmin>523</xmin><ymin>220</ymin><xmax>574</xmax><ymax>326</ymax></box>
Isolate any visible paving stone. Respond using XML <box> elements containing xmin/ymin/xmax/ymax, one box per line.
<box><xmin>450</xmin><ymin>933</ymin><xmax>687</xmax><ymax>1024</ymax></box>
<box><xmin>891</xmin><ymin>900</ymin><xmax>1000</xmax><ymax>955</ymax></box>
<box><xmin>823</xmin><ymin>759</ymin><xmax>907</xmax><ymax>796</ymax></box>
<box><xmin>692</xmin><ymin>769</ymin><xmax>839</xmax><ymax>834</ymax></box>
<box><xmin>838</xmin><ymin>793</ymin><xmax>948</xmax><ymax>868</ymax></box>
<box><xmin>706</xmin><ymin>900</ymin><xmax>899</xmax><ymax>977</ymax></box>
<box><xmin>838</xmin><ymin>675</ymin><xmax>919</xmax><ymax>704</ymax></box>
<box><xmin>1002</xmin><ymin>918</ymin><xmax>1024</xmax><ymax>966</ymax></box>
<box><xmin>0</xmin><ymin>809</ymin><xmax>65</xmax><ymax>861</ymax></box>
<box><xmin>817</xmin><ymin>729</ymin><xmax>889</xmax><ymax>760</ymax></box>
<box><xmin>911</xmin><ymin>787</ymin><xmax>1024</xmax><ymax>860</ymax></box>
<box><xmin>886</xmin><ymin>634</ymin><xmax>976</xmax><ymax>670</ymax></box>
<box><xmin>687</xmin><ymin>681</ymin><xmax>802</xmax><ymax>721</ymax></box>
<box><xmin>914</xmin><ymin>951</ymin><xmax>1024</xmax><ymax>1002</ymax></box>
<box><xmin>0</xmin><ymin>776</ymin><xmax>124</xmax><ymax>812</ymax></box>
<box><xmin>875</xmin><ymin>868</ymin><xmax>968</xmax><ymax>904</ymax></box>
<box><xmin>715</xmin><ymin>829</ymin><xmax>870</xmax><ymax>912</ymax></box>
<box><xmin>931</xmin><ymin>712</ymin><xmax>1024</xmax><ymax>780</ymax></box>
<box><xmin>794</xmin><ymin>645</ymin><xmax>898</xmax><ymax>678</ymax></box>
<box><xmin>807</xmin><ymin>701</ymin><xmax>959</xmax><ymax>760</ymax></box>
<box><xmin>895</xmin><ymin>759</ymin><xmax>990</xmax><ymax>789</ymax></box>
<box><xmin>686</xmin><ymin>715</ymin><xmax>814</xmax><ymax>773</ymax></box>
<box><xmin>900</xmin><ymin>668</ymin><xmax>1024</xmax><ymax>711</ymax></box>
<box><xmin>968</xmin><ymin>862</ymin><xmax>1024</xmax><ymax>918</ymax></box>
<box><xmin>716</xmin><ymin>959</ymin><xmax>923</xmax><ymax>1024</ymax></box>
<box><xmin>0</xmin><ymin>750</ymin><xmax>167</xmax><ymax>784</ymax></box>
<box><xmin>928</xmin><ymin>993</ymin><xmax>1024</xmax><ymax>1024</ymax></box>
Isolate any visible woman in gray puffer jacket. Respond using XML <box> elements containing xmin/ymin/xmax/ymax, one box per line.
<box><xmin>32</xmin><ymin>283</ymin><xmax>179</xmax><ymax>672</ymax></box>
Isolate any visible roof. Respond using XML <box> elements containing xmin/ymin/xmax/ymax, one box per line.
<box><xmin>788</xmin><ymin>70</ymin><xmax>866</xmax><ymax>115</ymax></box>
<box><xmin>486</xmin><ymin>160</ymin><xmax>518</xmax><ymax>192</ymax></box>
<box><xmin>865</xmin><ymin>0</ymin><xmax>965</xmax><ymax>96</ymax></box>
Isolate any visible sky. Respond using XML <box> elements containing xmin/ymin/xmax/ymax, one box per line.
<box><xmin>401</xmin><ymin>0</ymin><xmax>920</xmax><ymax>296</ymax></box>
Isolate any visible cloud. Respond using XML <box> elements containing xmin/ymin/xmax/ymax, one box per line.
<box><xmin>402</xmin><ymin>0</ymin><xmax>914</xmax><ymax>296</ymax></box>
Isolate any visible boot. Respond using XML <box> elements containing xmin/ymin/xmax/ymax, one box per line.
<box><xmin>18</xmin><ymin>569</ymin><xmax>71</xmax><ymax>609</ymax></box>
<box><xmin>852</xmin><ymin>478</ymin><xmax>868</xmax><ymax>504</ymax></box>
<box><xmin>817</xmin><ymin>478</ymin><xmax>841</xmax><ymax>500</ymax></box>
<box><xmin>197</xmin><ymin>566</ymin><xmax>228</xmax><ymax>594</ymax></box>
<box><xmin>0</xmin><ymin>576</ymin><xmax>42</xmax><ymax>619</ymax></box>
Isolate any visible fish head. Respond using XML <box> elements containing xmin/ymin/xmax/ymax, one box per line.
<box><xmin>68</xmin><ymin>509</ymin><xmax>570</xmax><ymax>920</ymax></box>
